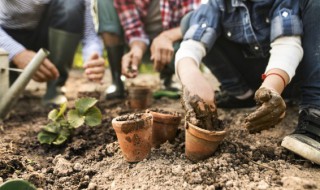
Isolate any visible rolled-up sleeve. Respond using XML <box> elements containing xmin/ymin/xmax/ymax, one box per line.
<box><xmin>183</xmin><ymin>1</ymin><xmax>221</xmax><ymax>51</ymax></box>
<box><xmin>270</xmin><ymin>0</ymin><xmax>303</xmax><ymax>42</ymax></box>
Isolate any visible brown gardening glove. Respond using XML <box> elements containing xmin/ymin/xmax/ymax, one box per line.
<box><xmin>181</xmin><ymin>86</ymin><xmax>219</xmax><ymax>131</ymax></box>
<box><xmin>244</xmin><ymin>87</ymin><xmax>286</xmax><ymax>133</ymax></box>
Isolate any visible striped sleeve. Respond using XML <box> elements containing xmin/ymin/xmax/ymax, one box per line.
<box><xmin>82</xmin><ymin>0</ymin><xmax>103</xmax><ymax>61</ymax></box>
<box><xmin>0</xmin><ymin>27</ymin><xmax>26</xmax><ymax>61</ymax></box>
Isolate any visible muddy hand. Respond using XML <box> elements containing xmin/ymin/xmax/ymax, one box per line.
<box><xmin>244</xmin><ymin>87</ymin><xmax>286</xmax><ymax>133</ymax></box>
<box><xmin>181</xmin><ymin>86</ymin><xmax>218</xmax><ymax>130</ymax></box>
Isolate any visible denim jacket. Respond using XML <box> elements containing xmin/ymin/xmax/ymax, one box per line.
<box><xmin>184</xmin><ymin>0</ymin><xmax>303</xmax><ymax>58</ymax></box>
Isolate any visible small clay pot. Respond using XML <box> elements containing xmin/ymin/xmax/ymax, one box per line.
<box><xmin>146</xmin><ymin>109</ymin><xmax>182</xmax><ymax>147</ymax></box>
<box><xmin>127</xmin><ymin>86</ymin><xmax>152</xmax><ymax>110</ymax></box>
<box><xmin>185</xmin><ymin>121</ymin><xmax>226</xmax><ymax>162</ymax></box>
<box><xmin>112</xmin><ymin>113</ymin><xmax>153</xmax><ymax>162</ymax></box>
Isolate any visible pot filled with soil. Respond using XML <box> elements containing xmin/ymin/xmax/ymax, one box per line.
<box><xmin>112</xmin><ymin>113</ymin><xmax>153</xmax><ymax>162</ymax></box>
<box><xmin>183</xmin><ymin>89</ymin><xmax>227</xmax><ymax>162</ymax></box>
<box><xmin>146</xmin><ymin>108</ymin><xmax>182</xmax><ymax>147</ymax></box>
<box><xmin>127</xmin><ymin>86</ymin><xmax>152</xmax><ymax>110</ymax></box>
<box><xmin>185</xmin><ymin>121</ymin><xmax>226</xmax><ymax>162</ymax></box>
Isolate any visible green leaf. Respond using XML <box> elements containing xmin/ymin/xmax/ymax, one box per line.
<box><xmin>67</xmin><ymin>109</ymin><xmax>85</xmax><ymax>128</ymax></box>
<box><xmin>53</xmin><ymin>128</ymin><xmax>71</xmax><ymax>145</ymax></box>
<box><xmin>47</xmin><ymin>103</ymin><xmax>67</xmax><ymax>121</ymax></box>
<box><xmin>0</xmin><ymin>179</ymin><xmax>37</xmax><ymax>190</ymax></box>
<box><xmin>42</xmin><ymin>122</ymin><xmax>60</xmax><ymax>134</ymax></box>
<box><xmin>37</xmin><ymin>131</ymin><xmax>58</xmax><ymax>145</ymax></box>
<box><xmin>84</xmin><ymin>106</ymin><xmax>102</xmax><ymax>127</ymax></box>
<box><xmin>57</xmin><ymin>102</ymin><xmax>67</xmax><ymax>117</ymax></box>
<box><xmin>48</xmin><ymin>109</ymin><xmax>59</xmax><ymax>121</ymax></box>
<box><xmin>75</xmin><ymin>97</ymin><xmax>98</xmax><ymax>114</ymax></box>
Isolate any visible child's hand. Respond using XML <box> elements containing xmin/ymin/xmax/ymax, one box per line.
<box><xmin>244</xmin><ymin>87</ymin><xmax>286</xmax><ymax>133</ymax></box>
<box><xmin>181</xmin><ymin>86</ymin><xmax>219</xmax><ymax>131</ymax></box>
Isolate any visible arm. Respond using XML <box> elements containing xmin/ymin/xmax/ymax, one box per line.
<box><xmin>114</xmin><ymin>0</ymin><xmax>149</xmax><ymax>45</ymax></box>
<box><xmin>82</xmin><ymin>0</ymin><xmax>105</xmax><ymax>82</ymax></box>
<box><xmin>245</xmin><ymin>36</ymin><xmax>303</xmax><ymax>133</ymax></box>
<box><xmin>151</xmin><ymin>27</ymin><xmax>182</xmax><ymax>72</ymax></box>
<box><xmin>176</xmin><ymin>42</ymin><xmax>218</xmax><ymax>130</ymax></box>
<box><xmin>0</xmin><ymin>27</ymin><xmax>59</xmax><ymax>82</ymax></box>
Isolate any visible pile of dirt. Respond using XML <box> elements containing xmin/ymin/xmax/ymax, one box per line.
<box><xmin>0</xmin><ymin>70</ymin><xmax>319</xmax><ymax>190</ymax></box>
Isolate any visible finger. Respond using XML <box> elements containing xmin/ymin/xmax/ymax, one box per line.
<box><xmin>84</xmin><ymin>59</ymin><xmax>105</xmax><ymax>68</ymax></box>
<box><xmin>245</xmin><ymin>112</ymin><xmax>281</xmax><ymax>127</ymax></box>
<box><xmin>87</xmin><ymin>73</ymin><xmax>104</xmax><ymax>81</ymax></box>
<box><xmin>37</xmin><ymin>64</ymin><xmax>55</xmax><ymax>80</ymax></box>
<box><xmin>246</xmin><ymin>123</ymin><xmax>275</xmax><ymax>133</ymax></box>
<box><xmin>43</xmin><ymin>59</ymin><xmax>59</xmax><ymax>79</ymax></box>
<box><xmin>245</xmin><ymin>105</ymin><xmax>272</xmax><ymax>122</ymax></box>
<box><xmin>255</xmin><ymin>88</ymin><xmax>272</xmax><ymax>103</ymax></box>
<box><xmin>33</xmin><ymin>71</ymin><xmax>47</xmax><ymax>82</ymax></box>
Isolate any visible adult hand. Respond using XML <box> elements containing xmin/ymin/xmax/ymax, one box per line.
<box><xmin>150</xmin><ymin>34</ymin><xmax>174</xmax><ymax>72</ymax></box>
<box><xmin>121</xmin><ymin>47</ymin><xmax>143</xmax><ymax>78</ymax></box>
<box><xmin>244</xmin><ymin>87</ymin><xmax>286</xmax><ymax>133</ymax></box>
<box><xmin>12</xmin><ymin>50</ymin><xmax>59</xmax><ymax>82</ymax></box>
<box><xmin>84</xmin><ymin>52</ymin><xmax>105</xmax><ymax>82</ymax></box>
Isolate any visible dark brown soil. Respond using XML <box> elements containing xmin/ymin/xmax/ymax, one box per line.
<box><xmin>147</xmin><ymin>108</ymin><xmax>181</xmax><ymax>117</ymax></box>
<box><xmin>0</xmin><ymin>69</ymin><xmax>319</xmax><ymax>190</ymax></box>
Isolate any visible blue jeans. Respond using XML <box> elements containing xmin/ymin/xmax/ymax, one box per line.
<box><xmin>203</xmin><ymin>0</ymin><xmax>320</xmax><ymax>109</ymax></box>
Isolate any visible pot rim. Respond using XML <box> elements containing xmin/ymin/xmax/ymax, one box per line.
<box><xmin>112</xmin><ymin>113</ymin><xmax>153</xmax><ymax>126</ymax></box>
<box><xmin>186</xmin><ymin>121</ymin><xmax>227</xmax><ymax>141</ymax></box>
<box><xmin>146</xmin><ymin>109</ymin><xmax>181</xmax><ymax>119</ymax></box>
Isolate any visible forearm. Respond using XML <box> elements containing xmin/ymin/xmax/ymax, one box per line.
<box><xmin>260</xmin><ymin>68</ymin><xmax>289</xmax><ymax>94</ymax></box>
<box><xmin>129</xmin><ymin>40</ymin><xmax>148</xmax><ymax>57</ymax></box>
<box><xmin>262</xmin><ymin>36</ymin><xmax>303</xmax><ymax>94</ymax></box>
<box><xmin>160</xmin><ymin>27</ymin><xmax>183</xmax><ymax>43</ymax></box>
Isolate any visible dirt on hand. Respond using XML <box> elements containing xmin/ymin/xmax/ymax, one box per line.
<box><xmin>181</xmin><ymin>87</ymin><xmax>221</xmax><ymax>131</ymax></box>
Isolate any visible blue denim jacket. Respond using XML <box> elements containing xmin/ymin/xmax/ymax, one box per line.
<box><xmin>184</xmin><ymin>0</ymin><xmax>303</xmax><ymax>58</ymax></box>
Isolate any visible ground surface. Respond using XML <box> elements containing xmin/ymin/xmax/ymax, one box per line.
<box><xmin>0</xmin><ymin>69</ymin><xmax>319</xmax><ymax>190</ymax></box>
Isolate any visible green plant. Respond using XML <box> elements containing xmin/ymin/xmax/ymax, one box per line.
<box><xmin>37</xmin><ymin>97</ymin><xmax>102</xmax><ymax>145</ymax></box>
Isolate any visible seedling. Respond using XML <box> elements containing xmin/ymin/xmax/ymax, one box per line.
<box><xmin>37</xmin><ymin>97</ymin><xmax>102</xmax><ymax>145</ymax></box>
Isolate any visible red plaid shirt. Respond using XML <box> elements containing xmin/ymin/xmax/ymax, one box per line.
<box><xmin>114</xmin><ymin>0</ymin><xmax>201</xmax><ymax>44</ymax></box>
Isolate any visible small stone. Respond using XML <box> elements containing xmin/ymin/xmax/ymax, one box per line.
<box><xmin>73</xmin><ymin>163</ymin><xmax>83</xmax><ymax>171</ymax></box>
<box><xmin>257</xmin><ymin>180</ymin><xmax>269</xmax><ymax>190</ymax></box>
<box><xmin>87</xmin><ymin>182</ymin><xmax>97</xmax><ymax>190</ymax></box>
<box><xmin>0</xmin><ymin>177</ymin><xmax>3</xmax><ymax>183</ymax></box>
<box><xmin>172</xmin><ymin>165</ymin><xmax>182</xmax><ymax>175</ymax></box>
<box><xmin>226</xmin><ymin>180</ymin><xmax>233</xmax><ymax>187</ymax></box>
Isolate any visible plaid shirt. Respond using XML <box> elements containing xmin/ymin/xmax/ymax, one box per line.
<box><xmin>114</xmin><ymin>0</ymin><xmax>201</xmax><ymax>45</ymax></box>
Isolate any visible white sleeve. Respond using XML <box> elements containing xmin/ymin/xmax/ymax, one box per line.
<box><xmin>266</xmin><ymin>36</ymin><xmax>303</xmax><ymax>81</ymax></box>
<box><xmin>175</xmin><ymin>39</ymin><xmax>206</xmax><ymax>79</ymax></box>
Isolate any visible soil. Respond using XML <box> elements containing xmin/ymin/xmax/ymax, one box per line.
<box><xmin>146</xmin><ymin>108</ymin><xmax>181</xmax><ymax>117</ymax></box>
<box><xmin>0</xmin><ymin>69</ymin><xmax>320</xmax><ymax>190</ymax></box>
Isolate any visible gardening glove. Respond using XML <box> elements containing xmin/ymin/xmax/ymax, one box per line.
<box><xmin>244</xmin><ymin>87</ymin><xmax>286</xmax><ymax>133</ymax></box>
<box><xmin>181</xmin><ymin>86</ymin><xmax>219</xmax><ymax>131</ymax></box>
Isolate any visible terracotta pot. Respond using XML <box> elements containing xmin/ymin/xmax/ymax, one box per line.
<box><xmin>146</xmin><ymin>109</ymin><xmax>182</xmax><ymax>147</ymax></box>
<box><xmin>185</xmin><ymin>121</ymin><xmax>226</xmax><ymax>162</ymax></box>
<box><xmin>112</xmin><ymin>113</ymin><xmax>153</xmax><ymax>162</ymax></box>
<box><xmin>127</xmin><ymin>86</ymin><xmax>152</xmax><ymax>110</ymax></box>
